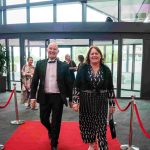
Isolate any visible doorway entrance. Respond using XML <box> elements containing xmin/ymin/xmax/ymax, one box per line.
<box><xmin>1</xmin><ymin>37</ymin><xmax>143</xmax><ymax>98</ymax></box>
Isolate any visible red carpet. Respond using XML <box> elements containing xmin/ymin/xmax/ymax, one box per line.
<box><xmin>4</xmin><ymin>121</ymin><xmax>120</xmax><ymax>150</ymax></box>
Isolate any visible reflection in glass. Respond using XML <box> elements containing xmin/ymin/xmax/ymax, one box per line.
<box><xmin>121</xmin><ymin>0</ymin><xmax>150</xmax><ymax>22</ymax></box>
<box><xmin>87</xmin><ymin>1</ymin><xmax>118</xmax><ymax>22</ymax></box>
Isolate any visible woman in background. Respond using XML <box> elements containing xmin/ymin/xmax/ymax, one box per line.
<box><xmin>77</xmin><ymin>55</ymin><xmax>84</xmax><ymax>72</ymax></box>
<box><xmin>21</xmin><ymin>57</ymin><xmax>37</xmax><ymax>110</ymax></box>
<box><xmin>64</xmin><ymin>54</ymin><xmax>77</xmax><ymax>82</ymax></box>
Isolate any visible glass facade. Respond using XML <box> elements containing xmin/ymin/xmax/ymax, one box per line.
<box><xmin>86</xmin><ymin>6</ymin><xmax>107</xmax><ymax>22</ymax></box>
<box><xmin>0</xmin><ymin>1</ymin><xmax>149</xmax><ymax>98</ymax></box>
<box><xmin>6</xmin><ymin>0</ymin><xmax>26</xmax><ymax>5</ymax></box>
<box><xmin>0</xmin><ymin>0</ymin><xmax>149</xmax><ymax>24</ymax></box>
<box><xmin>6</xmin><ymin>8</ymin><xmax>26</xmax><ymax>24</ymax></box>
<box><xmin>87</xmin><ymin>0</ymin><xmax>118</xmax><ymax>22</ymax></box>
<box><xmin>30</xmin><ymin>5</ymin><xmax>53</xmax><ymax>23</ymax></box>
<box><xmin>0</xmin><ymin>37</ymin><xmax>145</xmax><ymax>97</ymax></box>
<box><xmin>121</xmin><ymin>39</ymin><xmax>143</xmax><ymax>97</ymax></box>
<box><xmin>93</xmin><ymin>40</ymin><xmax>118</xmax><ymax>96</ymax></box>
<box><xmin>30</xmin><ymin>0</ymin><xmax>52</xmax><ymax>3</ymax></box>
<box><xmin>8</xmin><ymin>39</ymin><xmax>21</xmax><ymax>91</ymax></box>
<box><xmin>56</xmin><ymin>3</ymin><xmax>82</xmax><ymax>22</ymax></box>
<box><xmin>121</xmin><ymin>0</ymin><xmax>150</xmax><ymax>22</ymax></box>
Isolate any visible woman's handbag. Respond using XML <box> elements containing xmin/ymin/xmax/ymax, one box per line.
<box><xmin>109</xmin><ymin>113</ymin><xmax>116</xmax><ymax>139</ymax></box>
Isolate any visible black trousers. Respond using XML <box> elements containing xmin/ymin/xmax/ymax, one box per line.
<box><xmin>39</xmin><ymin>93</ymin><xmax>63</xmax><ymax>147</ymax></box>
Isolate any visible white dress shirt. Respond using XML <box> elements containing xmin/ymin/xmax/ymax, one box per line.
<box><xmin>44</xmin><ymin>60</ymin><xmax>60</xmax><ymax>93</ymax></box>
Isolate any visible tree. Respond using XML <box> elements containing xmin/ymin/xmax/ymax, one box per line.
<box><xmin>0</xmin><ymin>43</ymin><xmax>7</xmax><ymax>76</ymax></box>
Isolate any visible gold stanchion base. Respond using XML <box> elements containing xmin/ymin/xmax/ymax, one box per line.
<box><xmin>10</xmin><ymin>120</ymin><xmax>25</xmax><ymax>125</ymax></box>
<box><xmin>0</xmin><ymin>144</ymin><xmax>4</xmax><ymax>150</ymax></box>
<box><xmin>120</xmin><ymin>144</ymin><xmax>139</xmax><ymax>150</ymax></box>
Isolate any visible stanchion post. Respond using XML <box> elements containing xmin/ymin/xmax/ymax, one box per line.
<box><xmin>10</xmin><ymin>83</ymin><xmax>24</xmax><ymax>125</ymax></box>
<box><xmin>120</xmin><ymin>95</ymin><xmax>139</xmax><ymax>150</ymax></box>
<box><xmin>0</xmin><ymin>144</ymin><xmax>4</xmax><ymax>150</ymax></box>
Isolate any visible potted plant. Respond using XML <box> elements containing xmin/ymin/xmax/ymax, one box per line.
<box><xmin>0</xmin><ymin>43</ymin><xmax>7</xmax><ymax>92</ymax></box>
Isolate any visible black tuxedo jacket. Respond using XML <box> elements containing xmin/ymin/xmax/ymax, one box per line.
<box><xmin>30</xmin><ymin>59</ymin><xmax>73</xmax><ymax>106</ymax></box>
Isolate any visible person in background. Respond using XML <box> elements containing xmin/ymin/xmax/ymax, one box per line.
<box><xmin>72</xmin><ymin>45</ymin><xmax>115</xmax><ymax>150</ymax></box>
<box><xmin>64</xmin><ymin>54</ymin><xmax>77</xmax><ymax>81</ymax></box>
<box><xmin>77</xmin><ymin>54</ymin><xmax>84</xmax><ymax>71</ymax></box>
<box><xmin>106</xmin><ymin>17</ymin><xmax>113</xmax><ymax>22</ymax></box>
<box><xmin>21</xmin><ymin>56</ymin><xmax>37</xmax><ymax>110</ymax></box>
<box><xmin>30</xmin><ymin>42</ymin><xmax>73</xmax><ymax>150</ymax></box>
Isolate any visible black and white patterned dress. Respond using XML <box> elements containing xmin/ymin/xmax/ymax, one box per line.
<box><xmin>73</xmin><ymin>64</ymin><xmax>114</xmax><ymax>150</ymax></box>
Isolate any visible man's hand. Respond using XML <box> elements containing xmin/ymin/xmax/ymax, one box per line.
<box><xmin>109</xmin><ymin>106</ymin><xmax>115</xmax><ymax>114</ymax></box>
<box><xmin>30</xmin><ymin>99</ymin><xmax>36</xmax><ymax>108</ymax></box>
<box><xmin>72</xmin><ymin>103</ymin><xmax>79</xmax><ymax>112</ymax></box>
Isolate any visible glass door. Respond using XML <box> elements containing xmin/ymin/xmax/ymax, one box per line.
<box><xmin>121</xmin><ymin>39</ymin><xmax>143</xmax><ymax>97</ymax></box>
<box><xmin>49</xmin><ymin>39</ymin><xmax>89</xmax><ymax>77</ymax></box>
<box><xmin>8</xmin><ymin>39</ymin><xmax>21</xmax><ymax>91</ymax></box>
<box><xmin>92</xmin><ymin>40</ymin><xmax>118</xmax><ymax>95</ymax></box>
<box><xmin>49</xmin><ymin>39</ymin><xmax>89</xmax><ymax>63</ymax></box>
<box><xmin>25</xmin><ymin>40</ymin><xmax>46</xmax><ymax>66</ymax></box>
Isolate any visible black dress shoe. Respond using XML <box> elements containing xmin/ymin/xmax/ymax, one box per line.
<box><xmin>51</xmin><ymin>146</ymin><xmax>57</xmax><ymax>150</ymax></box>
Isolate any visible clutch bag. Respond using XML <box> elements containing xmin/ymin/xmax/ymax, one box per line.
<box><xmin>109</xmin><ymin>114</ymin><xmax>116</xmax><ymax>139</ymax></box>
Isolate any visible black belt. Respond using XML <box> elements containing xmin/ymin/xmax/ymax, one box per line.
<box><xmin>82</xmin><ymin>90</ymin><xmax>107</xmax><ymax>94</ymax></box>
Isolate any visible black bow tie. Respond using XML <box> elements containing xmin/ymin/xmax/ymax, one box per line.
<box><xmin>48</xmin><ymin>60</ymin><xmax>56</xmax><ymax>63</ymax></box>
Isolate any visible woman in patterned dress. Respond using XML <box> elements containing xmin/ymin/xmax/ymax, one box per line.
<box><xmin>21</xmin><ymin>57</ymin><xmax>37</xmax><ymax>109</ymax></box>
<box><xmin>72</xmin><ymin>46</ymin><xmax>115</xmax><ymax>150</ymax></box>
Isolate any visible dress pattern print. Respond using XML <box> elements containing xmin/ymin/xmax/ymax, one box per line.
<box><xmin>73</xmin><ymin>65</ymin><xmax>109</xmax><ymax>150</ymax></box>
<box><xmin>21</xmin><ymin>64</ymin><xmax>35</xmax><ymax>104</ymax></box>
<box><xmin>88</xmin><ymin>66</ymin><xmax>104</xmax><ymax>89</ymax></box>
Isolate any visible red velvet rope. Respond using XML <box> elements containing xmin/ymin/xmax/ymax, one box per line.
<box><xmin>134</xmin><ymin>103</ymin><xmax>150</xmax><ymax>139</ymax></box>
<box><xmin>0</xmin><ymin>89</ymin><xmax>14</xmax><ymax>109</ymax></box>
<box><xmin>114</xmin><ymin>97</ymin><xmax>131</xmax><ymax>112</ymax></box>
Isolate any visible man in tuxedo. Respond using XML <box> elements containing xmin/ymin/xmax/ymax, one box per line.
<box><xmin>30</xmin><ymin>42</ymin><xmax>73</xmax><ymax>150</ymax></box>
